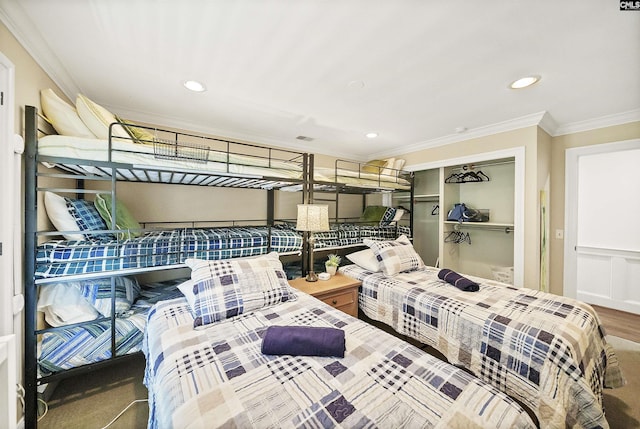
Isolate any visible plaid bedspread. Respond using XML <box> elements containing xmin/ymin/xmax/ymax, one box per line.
<box><xmin>143</xmin><ymin>292</ymin><xmax>536</xmax><ymax>429</ymax></box>
<box><xmin>341</xmin><ymin>264</ymin><xmax>626</xmax><ymax>429</ymax></box>
<box><xmin>36</xmin><ymin>227</ymin><xmax>302</xmax><ymax>279</ymax></box>
<box><xmin>277</xmin><ymin>222</ymin><xmax>410</xmax><ymax>249</ymax></box>
<box><xmin>39</xmin><ymin>279</ymin><xmax>182</xmax><ymax>374</ymax></box>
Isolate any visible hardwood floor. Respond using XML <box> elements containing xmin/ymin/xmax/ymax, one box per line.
<box><xmin>592</xmin><ymin>305</ymin><xmax>640</xmax><ymax>343</ymax></box>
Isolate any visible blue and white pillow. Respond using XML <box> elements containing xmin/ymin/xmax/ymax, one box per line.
<box><xmin>363</xmin><ymin>234</ymin><xmax>424</xmax><ymax>276</ymax></box>
<box><xmin>379</xmin><ymin>207</ymin><xmax>397</xmax><ymax>226</ymax></box>
<box><xmin>79</xmin><ymin>276</ymin><xmax>141</xmax><ymax>317</ymax></box>
<box><xmin>65</xmin><ymin>198</ymin><xmax>113</xmax><ymax>240</ymax></box>
<box><xmin>184</xmin><ymin>252</ymin><xmax>296</xmax><ymax>329</ymax></box>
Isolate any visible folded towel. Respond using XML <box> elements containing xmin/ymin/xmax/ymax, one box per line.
<box><xmin>262</xmin><ymin>325</ymin><xmax>345</xmax><ymax>358</ymax></box>
<box><xmin>438</xmin><ymin>268</ymin><xmax>480</xmax><ymax>292</ymax></box>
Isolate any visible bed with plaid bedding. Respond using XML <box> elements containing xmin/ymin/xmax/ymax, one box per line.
<box><xmin>276</xmin><ymin>222</ymin><xmax>411</xmax><ymax>249</ymax></box>
<box><xmin>341</xmin><ymin>264</ymin><xmax>625</xmax><ymax>429</ymax></box>
<box><xmin>143</xmin><ymin>291</ymin><xmax>535</xmax><ymax>429</ymax></box>
<box><xmin>36</xmin><ymin>226</ymin><xmax>302</xmax><ymax>279</ymax></box>
<box><xmin>39</xmin><ymin>279</ymin><xmax>182</xmax><ymax>374</ymax></box>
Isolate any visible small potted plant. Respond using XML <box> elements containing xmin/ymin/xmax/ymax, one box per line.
<box><xmin>325</xmin><ymin>253</ymin><xmax>341</xmax><ymax>276</ymax></box>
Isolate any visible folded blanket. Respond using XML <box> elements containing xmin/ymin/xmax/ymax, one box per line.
<box><xmin>438</xmin><ymin>268</ymin><xmax>480</xmax><ymax>292</ymax></box>
<box><xmin>262</xmin><ymin>325</ymin><xmax>345</xmax><ymax>358</ymax></box>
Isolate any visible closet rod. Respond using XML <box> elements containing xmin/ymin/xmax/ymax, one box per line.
<box><xmin>452</xmin><ymin>159</ymin><xmax>514</xmax><ymax>171</ymax></box>
<box><xmin>452</xmin><ymin>223</ymin><xmax>513</xmax><ymax>234</ymax></box>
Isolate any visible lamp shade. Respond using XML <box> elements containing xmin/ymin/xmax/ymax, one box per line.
<box><xmin>296</xmin><ymin>204</ymin><xmax>330</xmax><ymax>232</ymax></box>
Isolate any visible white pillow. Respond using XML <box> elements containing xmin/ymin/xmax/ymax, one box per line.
<box><xmin>392</xmin><ymin>208</ymin><xmax>405</xmax><ymax>222</ymax></box>
<box><xmin>38</xmin><ymin>282</ymin><xmax>99</xmax><ymax>327</ymax></box>
<box><xmin>40</xmin><ymin>89</ymin><xmax>95</xmax><ymax>138</ymax></box>
<box><xmin>381</xmin><ymin>157</ymin><xmax>396</xmax><ymax>176</ymax></box>
<box><xmin>177</xmin><ymin>278</ymin><xmax>196</xmax><ymax>309</ymax></box>
<box><xmin>76</xmin><ymin>94</ymin><xmax>130</xmax><ymax>141</ymax></box>
<box><xmin>44</xmin><ymin>191</ymin><xmax>85</xmax><ymax>241</ymax></box>
<box><xmin>393</xmin><ymin>159</ymin><xmax>406</xmax><ymax>172</ymax></box>
<box><xmin>346</xmin><ymin>248</ymin><xmax>381</xmax><ymax>272</ymax></box>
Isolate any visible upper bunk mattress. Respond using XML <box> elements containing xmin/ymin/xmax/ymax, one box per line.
<box><xmin>37</xmin><ymin>135</ymin><xmax>304</xmax><ymax>181</ymax></box>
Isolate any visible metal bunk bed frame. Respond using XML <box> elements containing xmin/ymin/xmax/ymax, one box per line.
<box><xmin>23</xmin><ymin>105</ymin><xmax>310</xmax><ymax>428</ymax></box>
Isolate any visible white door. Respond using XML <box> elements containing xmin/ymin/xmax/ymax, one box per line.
<box><xmin>564</xmin><ymin>139</ymin><xmax>640</xmax><ymax>314</ymax></box>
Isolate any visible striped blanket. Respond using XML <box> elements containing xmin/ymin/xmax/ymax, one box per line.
<box><xmin>38</xmin><ymin>280</ymin><xmax>183</xmax><ymax>374</ymax></box>
<box><xmin>143</xmin><ymin>292</ymin><xmax>536</xmax><ymax>428</ymax></box>
<box><xmin>341</xmin><ymin>264</ymin><xmax>625</xmax><ymax>429</ymax></box>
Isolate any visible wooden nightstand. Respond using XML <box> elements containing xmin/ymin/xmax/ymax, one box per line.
<box><xmin>289</xmin><ymin>273</ymin><xmax>361</xmax><ymax>318</ymax></box>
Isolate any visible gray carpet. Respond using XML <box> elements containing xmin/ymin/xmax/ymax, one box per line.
<box><xmin>37</xmin><ymin>337</ymin><xmax>639</xmax><ymax>429</ymax></box>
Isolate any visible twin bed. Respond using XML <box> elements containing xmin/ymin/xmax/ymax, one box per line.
<box><xmin>24</xmin><ymin>101</ymin><xmax>623</xmax><ymax>428</ymax></box>
<box><xmin>339</xmin><ymin>237</ymin><xmax>624</xmax><ymax>429</ymax></box>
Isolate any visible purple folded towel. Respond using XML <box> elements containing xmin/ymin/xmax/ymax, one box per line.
<box><xmin>438</xmin><ymin>268</ymin><xmax>480</xmax><ymax>292</ymax></box>
<box><xmin>262</xmin><ymin>325</ymin><xmax>345</xmax><ymax>358</ymax></box>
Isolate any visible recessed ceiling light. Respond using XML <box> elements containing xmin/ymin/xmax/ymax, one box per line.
<box><xmin>509</xmin><ymin>75</ymin><xmax>541</xmax><ymax>89</ymax></box>
<box><xmin>365</xmin><ymin>132</ymin><xmax>378</xmax><ymax>138</ymax></box>
<box><xmin>183</xmin><ymin>80</ymin><xmax>207</xmax><ymax>92</ymax></box>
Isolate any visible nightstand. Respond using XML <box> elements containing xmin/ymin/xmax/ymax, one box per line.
<box><xmin>289</xmin><ymin>273</ymin><xmax>361</xmax><ymax>318</ymax></box>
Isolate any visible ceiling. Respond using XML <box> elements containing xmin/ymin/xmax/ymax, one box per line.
<box><xmin>2</xmin><ymin>0</ymin><xmax>639</xmax><ymax>160</ymax></box>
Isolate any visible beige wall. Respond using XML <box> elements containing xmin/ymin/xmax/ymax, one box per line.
<box><xmin>549</xmin><ymin>121</ymin><xmax>640</xmax><ymax>295</ymax></box>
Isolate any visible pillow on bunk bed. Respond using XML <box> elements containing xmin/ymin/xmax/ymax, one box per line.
<box><xmin>40</xmin><ymin>89</ymin><xmax>95</xmax><ymax>138</ymax></box>
<box><xmin>65</xmin><ymin>198</ymin><xmax>114</xmax><ymax>240</ymax></box>
<box><xmin>94</xmin><ymin>193</ymin><xmax>142</xmax><ymax>238</ymax></box>
<box><xmin>79</xmin><ymin>277</ymin><xmax>141</xmax><ymax>317</ymax></box>
<box><xmin>115</xmin><ymin>115</ymin><xmax>155</xmax><ymax>144</ymax></box>
<box><xmin>184</xmin><ymin>252</ymin><xmax>296</xmax><ymax>329</ymax></box>
<box><xmin>363</xmin><ymin>234</ymin><xmax>424</xmax><ymax>276</ymax></box>
<box><xmin>346</xmin><ymin>248</ymin><xmax>381</xmax><ymax>272</ymax></box>
<box><xmin>37</xmin><ymin>282</ymin><xmax>100</xmax><ymax>327</ymax></box>
<box><xmin>360</xmin><ymin>205</ymin><xmax>397</xmax><ymax>226</ymax></box>
<box><xmin>362</xmin><ymin>159</ymin><xmax>388</xmax><ymax>174</ymax></box>
<box><xmin>76</xmin><ymin>94</ymin><xmax>130</xmax><ymax>141</ymax></box>
<box><xmin>44</xmin><ymin>192</ymin><xmax>85</xmax><ymax>241</ymax></box>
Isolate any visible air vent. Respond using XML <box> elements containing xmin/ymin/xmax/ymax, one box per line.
<box><xmin>296</xmin><ymin>136</ymin><xmax>314</xmax><ymax>142</ymax></box>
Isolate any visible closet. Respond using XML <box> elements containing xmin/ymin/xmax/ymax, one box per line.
<box><xmin>405</xmin><ymin>148</ymin><xmax>524</xmax><ymax>286</ymax></box>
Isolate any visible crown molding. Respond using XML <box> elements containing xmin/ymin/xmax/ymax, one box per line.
<box><xmin>554</xmin><ymin>109</ymin><xmax>640</xmax><ymax>136</ymax></box>
<box><xmin>0</xmin><ymin>0</ymin><xmax>81</xmax><ymax>99</ymax></box>
<box><xmin>367</xmin><ymin>111</ymin><xmax>548</xmax><ymax>160</ymax></box>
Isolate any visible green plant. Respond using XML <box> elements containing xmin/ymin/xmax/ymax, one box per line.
<box><xmin>326</xmin><ymin>253</ymin><xmax>341</xmax><ymax>267</ymax></box>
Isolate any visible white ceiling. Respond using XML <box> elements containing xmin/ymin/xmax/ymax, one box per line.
<box><xmin>2</xmin><ymin>0</ymin><xmax>639</xmax><ymax>160</ymax></box>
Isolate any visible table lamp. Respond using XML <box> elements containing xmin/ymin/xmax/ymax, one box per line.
<box><xmin>296</xmin><ymin>204</ymin><xmax>330</xmax><ymax>282</ymax></box>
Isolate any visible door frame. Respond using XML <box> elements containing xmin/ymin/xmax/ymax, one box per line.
<box><xmin>563</xmin><ymin>139</ymin><xmax>640</xmax><ymax>303</ymax></box>
<box><xmin>406</xmin><ymin>146</ymin><xmax>525</xmax><ymax>287</ymax></box>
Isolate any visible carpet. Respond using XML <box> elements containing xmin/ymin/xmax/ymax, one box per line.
<box><xmin>602</xmin><ymin>335</ymin><xmax>640</xmax><ymax>429</ymax></box>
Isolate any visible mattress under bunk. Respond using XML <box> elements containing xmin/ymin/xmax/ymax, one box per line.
<box><xmin>37</xmin><ymin>278</ymin><xmax>183</xmax><ymax>376</ymax></box>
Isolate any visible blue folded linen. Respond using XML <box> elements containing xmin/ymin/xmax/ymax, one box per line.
<box><xmin>262</xmin><ymin>325</ymin><xmax>345</xmax><ymax>358</ymax></box>
<box><xmin>438</xmin><ymin>268</ymin><xmax>480</xmax><ymax>292</ymax></box>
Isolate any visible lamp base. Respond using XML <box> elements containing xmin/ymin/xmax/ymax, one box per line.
<box><xmin>305</xmin><ymin>271</ymin><xmax>319</xmax><ymax>282</ymax></box>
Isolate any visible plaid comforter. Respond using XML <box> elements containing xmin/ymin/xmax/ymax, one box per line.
<box><xmin>36</xmin><ymin>227</ymin><xmax>302</xmax><ymax>279</ymax></box>
<box><xmin>39</xmin><ymin>280</ymin><xmax>182</xmax><ymax>374</ymax></box>
<box><xmin>341</xmin><ymin>264</ymin><xmax>626</xmax><ymax>429</ymax></box>
<box><xmin>143</xmin><ymin>292</ymin><xmax>535</xmax><ymax>429</ymax></box>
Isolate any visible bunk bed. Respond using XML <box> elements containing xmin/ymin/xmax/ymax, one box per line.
<box><xmin>340</xmin><ymin>240</ymin><xmax>625</xmax><ymax>429</ymax></box>
<box><xmin>23</xmin><ymin>104</ymin><xmax>311</xmax><ymax>428</ymax></box>
<box><xmin>143</xmin><ymin>253</ymin><xmax>536</xmax><ymax>428</ymax></box>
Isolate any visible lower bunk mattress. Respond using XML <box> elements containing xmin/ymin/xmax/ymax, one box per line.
<box><xmin>36</xmin><ymin>224</ymin><xmax>410</xmax><ymax>279</ymax></box>
<box><xmin>341</xmin><ymin>264</ymin><xmax>626</xmax><ymax>429</ymax></box>
<box><xmin>35</xmin><ymin>226</ymin><xmax>303</xmax><ymax>279</ymax></box>
<box><xmin>143</xmin><ymin>292</ymin><xmax>536</xmax><ymax>428</ymax></box>
<box><xmin>38</xmin><ymin>278</ymin><xmax>183</xmax><ymax>375</ymax></box>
